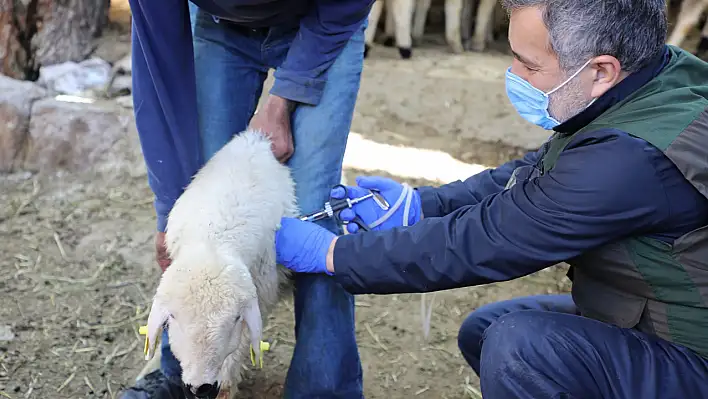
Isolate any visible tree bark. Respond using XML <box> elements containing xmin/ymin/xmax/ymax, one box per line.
<box><xmin>0</xmin><ymin>0</ymin><xmax>110</xmax><ymax>81</ymax></box>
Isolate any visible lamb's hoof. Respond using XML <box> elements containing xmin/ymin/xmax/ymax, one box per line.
<box><xmin>398</xmin><ymin>47</ymin><xmax>412</xmax><ymax>59</ymax></box>
<box><xmin>468</xmin><ymin>40</ymin><xmax>487</xmax><ymax>53</ymax></box>
<box><xmin>383</xmin><ymin>37</ymin><xmax>395</xmax><ymax>47</ymax></box>
<box><xmin>449</xmin><ymin>42</ymin><xmax>465</xmax><ymax>54</ymax></box>
<box><xmin>364</xmin><ymin>44</ymin><xmax>371</xmax><ymax>58</ymax></box>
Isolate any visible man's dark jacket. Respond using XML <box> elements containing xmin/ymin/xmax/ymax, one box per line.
<box><xmin>333</xmin><ymin>45</ymin><xmax>708</xmax><ymax>358</ymax></box>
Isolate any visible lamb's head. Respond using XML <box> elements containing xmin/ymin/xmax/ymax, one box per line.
<box><xmin>144</xmin><ymin>244</ymin><xmax>262</xmax><ymax>399</ymax></box>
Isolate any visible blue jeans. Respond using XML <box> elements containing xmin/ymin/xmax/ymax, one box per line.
<box><xmin>188</xmin><ymin>2</ymin><xmax>197</xmax><ymax>33</ymax></box>
<box><xmin>159</xmin><ymin>6</ymin><xmax>365</xmax><ymax>399</ymax></box>
<box><xmin>458</xmin><ymin>294</ymin><xmax>708</xmax><ymax>398</ymax></box>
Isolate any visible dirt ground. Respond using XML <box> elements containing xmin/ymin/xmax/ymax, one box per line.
<box><xmin>0</xmin><ymin>8</ymin><xmax>580</xmax><ymax>399</ymax></box>
<box><xmin>0</xmin><ymin>163</ymin><xmax>571</xmax><ymax>399</ymax></box>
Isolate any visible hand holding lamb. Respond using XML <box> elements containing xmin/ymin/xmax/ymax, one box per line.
<box><xmin>154</xmin><ymin>231</ymin><xmax>171</xmax><ymax>272</ymax></box>
<box><xmin>248</xmin><ymin>95</ymin><xmax>294</xmax><ymax>163</ymax></box>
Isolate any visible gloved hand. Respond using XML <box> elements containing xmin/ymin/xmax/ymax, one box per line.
<box><xmin>331</xmin><ymin>176</ymin><xmax>422</xmax><ymax>234</ymax></box>
<box><xmin>275</xmin><ymin>217</ymin><xmax>336</xmax><ymax>275</ymax></box>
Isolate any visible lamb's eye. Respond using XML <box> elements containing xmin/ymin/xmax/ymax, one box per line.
<box><xmin>235</xmin><ymin>315</ymin><xmax>241</xmax><ymax>323</ymax></box>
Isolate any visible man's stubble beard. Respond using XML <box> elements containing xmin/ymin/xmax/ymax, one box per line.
<box><xmin>548</xmin><ymin>72</ymin><xmax>593</xmax><ymax>124</ymax></box>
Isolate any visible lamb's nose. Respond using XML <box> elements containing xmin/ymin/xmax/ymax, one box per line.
<box><xmin>190</xmin><ymin>383</ymin><xmax>219</xmax><ymax>398</ymax></box>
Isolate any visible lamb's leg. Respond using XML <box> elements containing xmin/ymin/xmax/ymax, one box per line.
<box><xmin>393</xmin><ymin>0</ymin><xmax>415</xmax><ymax>58</ymax></box>
<box><xmin>365</xmin><ymin>0</ymin><xmax>384</xmax><ymax>57</ymax></box>
<box><xmin>383</xmin><ymin>0</ymin><xmax>396</xmax><ymax>46</ymax></box>
<box><xmin>470</xmin><ymin>0</ymin><xmax>497</xmax><ymax>52</ymax></box>
<box><xmin>412</xmin><ymin>0</ymin><xmax>432</xmax><ymax>46</ymax></box>
<box><xmin>445</xmin><ymin>0</ymin><xmax>465</xmax><ymax>53</ymax></box>
<box><xmin>697</xmin><ymin>11</ymin><xmax>708</xmax><ymax>56</ymax></box>
<box><xmin>218</xmin><ymin>351</ymin><xmax>243</xmax><ymax>399</ymax></box>
<box><xmin>667</xmin><ymin>0</ymin><xmax>708</xmax><ymax>48</ymax></box>
<box><xmin>460</xmin><ymin>0</ymin><xmax>474</xmax><ymax>47</ymax></box>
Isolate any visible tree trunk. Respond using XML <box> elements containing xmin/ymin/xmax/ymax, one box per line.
<box><xmin>0</xmin><ymin>0</ymin><xmax>110</xmax><ymax>81</ymax></box>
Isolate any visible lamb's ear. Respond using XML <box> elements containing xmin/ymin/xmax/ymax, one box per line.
<box><xmin>145</xmin><ymin>299</ymin><xmax>169</xmax><ymax>361</ymax></box>
<box><xmin>243</xmin><ymin>297</ymin><xmax>263</xmax><ymax>366</ymax></box>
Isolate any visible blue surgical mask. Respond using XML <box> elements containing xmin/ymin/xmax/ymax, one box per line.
<box><xmin>505</xmin><ymin>59</ymin><xmax>593</xmax><ymax>130</ymax></box>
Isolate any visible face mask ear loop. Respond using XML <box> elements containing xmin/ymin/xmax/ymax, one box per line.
<box><xmin>545</xmin><ymin>58</ymin><xmax>594</xmax><ymax>96</ymax></box>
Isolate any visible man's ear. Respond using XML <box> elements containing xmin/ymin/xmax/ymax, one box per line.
<box><xmin>243</xmin><ymin>297</ymin><xmax>263</xmax><ymax>364</ymax></box>
<box><xmin>146</xmin><ymin>299</ymin><xmax>169</xmax><ymax>360</ymax></box>
<box><xmin>590</xmin><ymin>55</ymin><xmax>624</xmax><ymax>98</ymax></box>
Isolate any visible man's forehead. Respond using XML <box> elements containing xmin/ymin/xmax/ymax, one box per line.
<box><xmin>508</xmin><ymin>6</ymin><xmax>553</xmax><ymax>66</ymax></box>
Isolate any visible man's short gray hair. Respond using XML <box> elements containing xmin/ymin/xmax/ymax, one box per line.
<box><xmin>501</xmin><ymin>0</ymin><xmax>667</xmax><ymax>73</ymax></box>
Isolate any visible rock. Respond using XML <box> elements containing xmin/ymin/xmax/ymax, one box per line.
<box><xmin>115</xmin><ymin>95</ymin><xmax>134</xmax><ymax>109</ymax></box>
<box><xmin>37</xmin><ymin>58</ymin><xmax>112</xmax><ymax>96</ymax></box>
<box><xmin>103</xmin><ymin>54</ymin><xmax>133</xmax><ymax>98</ymax></box>
<box><xmin>23</xmin><ymin>98</ymin><xmax>133</xmax><ymax>172</ymax></box>
<box><xmin>92</xmin><ymin>37</ymin><xmax>131</xmax><ymax>65</ymax></box>
<box><xmin>108</xmin><ymin>75</ymin><xmax>132</xmax><ymax>97</ymax></box>
<box><xmin>111</xmin><ymin>52</ymin><xmax>132</xmax><ymax>75</ymax></box>
<box><xmin>0</xmin><ymin>75</ymin><xmax>48</xmax><ymax>172</ymax></box>
<box><xmin>0</xmin><ymin>325</ymin><xmax>14</xmax><ymax>341</ymax></box>
<box><xmin>0</xmin><ymin>171</ymin><xmax>32</xmax><ymax>183</ymax></box>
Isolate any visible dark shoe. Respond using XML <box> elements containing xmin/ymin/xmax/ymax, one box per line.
<box><xmin>118</xmin><ymin>370</ymin><xmax>186</xmax><ymax>399</ymax></box>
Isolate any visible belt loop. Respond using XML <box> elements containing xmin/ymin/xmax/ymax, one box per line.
<box><xmin>212</xmin><ymin>15</ymin><xmax>220</xmax><ymax>23</ymax></box>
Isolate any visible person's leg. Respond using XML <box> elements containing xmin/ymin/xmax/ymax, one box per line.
<box><xmin>479</xmin><ymin>308</ymin><xmax>708</xmax><ymax>399</ymax></box>
<box><xmin>193</xmin><ymin>15</ymin><xmax>269</xmax><ymax>160</ymax></box>
<box><xmin>158</xmin><ymin>7</ymin><xmax>269</xmax><ymax>385</ymax></box>
<box><xmin>126</xmin><ymin>4</ymin><xmax>202</xmax><ymax>394</ymax></box>
<box><xmin>457</xmin><ymin>294</ymin><xmax>577</xmax><ymax>374</ymax></box>
<box><xmin>262</xmin><ymin>22</ymin><xmax>367</xmax><ymax>399</ymax></box>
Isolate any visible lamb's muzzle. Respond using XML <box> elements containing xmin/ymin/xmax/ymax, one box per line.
<box><xmin>185</xmin><ymin>382</ymin><xmax>220</xmax><ymax>399</ymax></box>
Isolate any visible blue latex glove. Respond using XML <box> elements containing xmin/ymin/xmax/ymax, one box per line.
<box><xmin>331</xmin><ymin>176</ymin><xmax>422</xmax><ymax>234</ymax></box>
<box><xmin>275</xmin><ymin>217</ymin><xmax>336</xmax><ymax>275</ymax></box>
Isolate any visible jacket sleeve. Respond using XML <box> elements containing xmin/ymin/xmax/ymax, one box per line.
<box><xmin>332</xmin><ymin>131</ymin><xmax>673</xmax><ymax>295</ymax></box>
<box><xmin>416</xmin><ymin>149</ymin><xmax>540</xmax><ymax>218</ymax></box>
<box><xmin>269</xmin><ymin>0</ymin><xmax>373</xmax><ymax>105</ymax></box>
<box><xmin>128</xmin><ymin>0</ymin><xmax>202</xmax><ymax>232</ymax></box>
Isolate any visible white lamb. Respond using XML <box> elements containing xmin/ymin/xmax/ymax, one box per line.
<box><xmin>142</xmin><ymin>129</ymin><xmax>298</xmax><ymax>399</ymax></box>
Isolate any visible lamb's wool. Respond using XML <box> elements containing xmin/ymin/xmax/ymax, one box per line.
<box><xmin>144</xmin><ymin>129</ymin><xmax>298</xmax><ymax>397</ymax></box>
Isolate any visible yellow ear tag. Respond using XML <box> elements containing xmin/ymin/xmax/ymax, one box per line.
<box><xmin>249</xmin><ymin>341</ymin><xmax>270</xmax><ymax>369</ymax></box>
<box><xmin>139</xmin><ymin>325</ymin><xmax>151</xmax><ymax>359</ymax></box>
